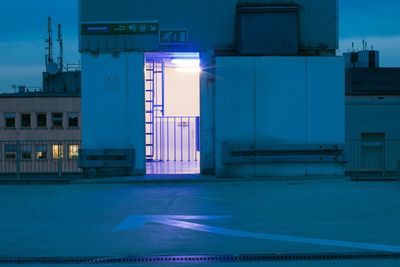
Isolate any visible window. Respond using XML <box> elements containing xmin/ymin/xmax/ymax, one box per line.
<box><xmin>37</xmin><ymin>113</ymin><xmax>47</xmax><ymax>128</ymax></box>
<box><xmin>21</xmin><ymin>113</ymin><xmax>31</xmax><ymax>128</ymax></box>
<box><xmin>5</xmin><ymin>144</ymin><xmax>16</xmax><ymax>160</ymax></box>
<box><xmin>4</xmin><ymin>113</ymin><xmax>16</xmax><ymax>128</ymax></box>
<box><xmin>21</xmin><ymin>145</ymin><xmax>32</xmax><ymax>160</ymax></box>
<box><xmin>36</xmin><ymin>145</ymin><xmax>48</xmax><ymax>160</ymax></box>
<box><xmin>68</xmin><ymin>144</ymin><xmax>79</xmax><ymax>159</ymax></box>
<box><xmin>68</xmin><ymin>113</ymin><xmax>79</xmax><ymax>127</ymax></box>
<box><xmin>52</xmin><ymin>113</ymin><xmax>63</xmax><ymax>128</ymax></box>
<box><xmin>52</xmin><ymin>144</ymin><xmax>64</xmax><ymax>159</ymax></box>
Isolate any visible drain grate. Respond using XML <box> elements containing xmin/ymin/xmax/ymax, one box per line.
<box><xmin>1</xmin><ymin>252</ymin><xmax>400</xmax><ymax>265</ymax></box>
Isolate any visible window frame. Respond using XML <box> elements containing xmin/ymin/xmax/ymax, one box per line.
<box><xmin>36</xmin><ymin>113</ymin><xmax>47</xmax><ymax>128</ymax></box>
<box><xmin>51</xmin><ymin>113</ymin><xmax>63</xmax><ymax>128</ymax></box>
<box><xmin>36</xmin><ymin>144</ymin><xmax>48</xmax><ymax>160</ymax></box>
<box><xmin>52</xmin><ymin>144</ymin><xmax>64</xmax><ymax>160</ymax></box>
<box><xmin>20</xmin><ymin>113</ymin><xmax>32</xmax><ymax>128</ymax></box>
<box><xmin>4</xmin><ymin>113</ymin><xmax>16</xmax><ymax>128</ymax></box>
<box><xmin>67</xmin><ymin>112</ymin><xmax>79</xmax><ymax>128</ymax></box>
<box><xmin>68</xmin><ymin>144</ymin><xmax>80</xmax><ymax>160</ymax></box>
<box><xmin>4</xmin><ymin>144</ymin><xmax>17</xmax><ymax>160</ymax></box>
<box><xmin>20</xmin><ymin>145</ymin><xmax>32</xmax><ymax>160</ymax></box>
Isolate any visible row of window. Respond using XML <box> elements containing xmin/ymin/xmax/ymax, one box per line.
<box><xmin>2</xmin><ymin>144</ymin><xmax>79</xmax><ymax>161</ymax></box>
<box><xmin>3</xmin><ymin>112</ymin><xmax>79</xmax><ymax>129</ymax></box>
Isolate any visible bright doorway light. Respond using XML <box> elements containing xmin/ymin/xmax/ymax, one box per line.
<box><xmin>175</xmin><ymin>67</ymin><xmax>202</xmax><ymax>73</ymax></box>
<box><xmin>171</xmin><ymin>58</ymin><xmax>200</xmax><ymax>67</ymax></box>
<box><xmin>171</xmin><ymin>58</ymin><xmax>201</xmax><ymax>73</ymax></box>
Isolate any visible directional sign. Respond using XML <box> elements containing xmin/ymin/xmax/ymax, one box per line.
<box><xmin>114</xmin><ymin>215</ymin><xmax>400</xmax><ymax>253</ymax></box>
<box><xmin>81</xmin><ymin>22</ymin><xmax>159</xmax><ymax>35</ymax></box>
<box><xmin>159</xmin><ymin>30</ymin><xmax>188</xmax><ymax>45</ymax></box>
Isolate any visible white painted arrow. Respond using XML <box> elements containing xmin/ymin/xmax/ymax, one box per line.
<box><xmin>114</xmin><ymin>215</ymin><xmax>400</xmax><ymax>253</ymax></box>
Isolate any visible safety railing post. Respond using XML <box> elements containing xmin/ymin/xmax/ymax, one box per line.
<box><xmin>382</xmin><ymin>139</ymin><xmax>386</xmax><ymax>178</ymax></box>
<box><xmin>58</xmin><ymin>141</ymin><xmax>62</xmax><ymax>178</ymax></box>
<box><xmin>16</xmin><ymin>140</ymin><xmax>20</xmax><ymax>180</ymax></box>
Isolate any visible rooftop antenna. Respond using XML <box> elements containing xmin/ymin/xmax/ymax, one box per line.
<box><xmin>362</xmin><ymin>39</ymin><xmax>368</xmax><ymax>51</ymax></box>
<box><xmin>45</xmin><ymin>16</ymin><xmax>53</xmax><ymax>65</ymax></box>
<box><xmin>57</xmin><ymin>23</ymin><xmax>64</xmax><ymax>72</ymax></box>
<box><xmin>44</xmin><ymin>17</ymin><xmax>59</xmax><ymax>75</ymax></box>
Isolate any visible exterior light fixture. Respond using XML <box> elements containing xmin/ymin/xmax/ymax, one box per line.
<box><xmin>175</xmin><ymin>67</ymin><xmax>202</xmax><ymax>73</ymax></box>
<box><xmin>171</xmin><ymin>58</ymin><xmax>201</xmax><ymax>73</ymax></box>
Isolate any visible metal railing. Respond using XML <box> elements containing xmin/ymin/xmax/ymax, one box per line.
<box><xmin>345</xmin><ymin>139</ymin><xmax>400</xmax><ymax>177</ymax></box>
<box><xmin>150</xmin><ymin>116</ymin><xmax>200</xmax><ymax>162</ymax></box>
<box><xmin>0</xmin><ymin>140</ymin><xmax>82</xmax><ymax>179</ymax></box>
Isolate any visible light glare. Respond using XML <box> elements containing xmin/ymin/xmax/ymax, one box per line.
<box><xmin>175</xmin><ymin>67</ymin><xmax>202</xmax><ymax>73</ymax></box>
<box><xmin>171</xmin><ymin>58</ymin><xmax>200</xmax><ymax>67</ymax></box>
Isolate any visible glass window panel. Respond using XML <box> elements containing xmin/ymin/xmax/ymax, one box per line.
<box><xmin>68</xmin><ymin>113</ymin><xmax>79</xmax><ymax>127</ymax></box>
<box><xmin>52</xmin><ymin>113</ymin><xmax>63</xmax><ymax>128</ymax></box>
<box><xmin>37</xmin><ymin>113</ymin><xmax>47</xmax><ymax>128</ymax></box>
<box><xmin>36</xmin><ymin>145</ymin><xmax>48</xmax><ymax>160</ymax></box>
<box><xmin>5</xmin><ymin>144</ymin><xmax>16</xmax><ymax>160</ymax></box>
<box><xmin>5</xmin><ymin>113</ymin><xmax>16</xmax><ymax>128</ymax></box>
<box><xmin>21</xmin><ymin>114</ymin><xmax>31</xmax><ymax>128</ymax></box>
<box><xmin>52</xmin><ymin>144</ymin><xmax>64</xmax><ymax>160</ymax></box>
<box><xmin>68</xmin><ymin>144</ymin><xmax>79</xmax><ymax>159</ymax></box>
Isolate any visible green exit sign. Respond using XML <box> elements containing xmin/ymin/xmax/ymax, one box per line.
<box><xmin>159</xmin><ymin>30</ymin><xmax>188</xmax><ymax>45</ymax></box>
<box><xmin>81</xmin><ymin>22</ymin><xmax>159</xmax><ymax>35</ymax></box>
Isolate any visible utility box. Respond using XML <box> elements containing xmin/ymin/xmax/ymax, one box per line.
<box><xmin>236</xmin><ymin>6</ymin><xmax>299</xmax><ymax>55</ymax></box>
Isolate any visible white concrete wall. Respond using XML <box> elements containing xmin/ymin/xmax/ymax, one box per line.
<box><xmin>346</xmin><ymin>97</ymin><xmax>400</xmax><ymax>139</ymax></box>
<box><xmin>81</xmin><ymin>52</ymin><xmax>145</xmax><ymax>174</ymax></box>
<box><xmin>215</xmin><ymin>56</ymin><xmax>344</xmax><ymax>177</ymax></box>
<box><xmin>345</xmin><ymin>97</ymin><xmax>400</xmax><ymax>172</ymax></box>
<box><xmin>80</xmin><ymin>0</ymin><xmax>338</xmax><ymax>53</ymax></box>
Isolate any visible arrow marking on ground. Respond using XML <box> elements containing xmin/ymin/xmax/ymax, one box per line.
<box><xmin>114</xmin><ymin>215</ymin><xmax>400</xmax><ymax>253</ymax></box>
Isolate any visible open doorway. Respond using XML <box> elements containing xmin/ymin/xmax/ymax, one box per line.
<box><xmin>145</xmin><ymin>52</ymin><xmax>201</xmax><ymax>175</ymax></box>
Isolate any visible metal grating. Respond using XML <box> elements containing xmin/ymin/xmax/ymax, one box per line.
<box><xmin>1</xmin><ymin>252</ymin><xmax>400</xmax><ymax>265</ymax></box>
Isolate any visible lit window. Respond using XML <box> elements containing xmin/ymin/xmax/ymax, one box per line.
<box><xmin>21</xmin><ymin>113</ymin><xmax>31</xmax><ymax>128</ymax></box>
<box><xmin>21</xmin><ymin>146</ymin><xmax>32</xmax><ymax>160</ymax></box>
<box><xmin>68</xmin><ymin>144</ymin><xmax>79</xmax><ymax>159</ymax></box>
<box><xmin>4</xmin><ymin>113</ymin><xmax>16</xmax><ymax>128</ymax></box>
<box><xmin>36</xmin><ymin>145</ymin><xmax>48</xmax><ymax>160</ymax></box>
<box><xmin>37</xmin><ymin>113</ymin><xmax>47</xmax><ymax>128</ymax></box>
<box><xmin>52</xmin><ymin>144</ymin><xmax>64</xmax><ymax>159</ymax></box>
<box><xmin>52</xmin><ymin>113</ymin><xmax>63</xmax><ymax>128</ymax></box>
<box><xmin>5</xmin><ymin>144</ymin><xmax>16</xmax><ymax>160</ymax></box>
<box><xmin>68</xmin><ymin>113</ymin><xmax>79</xmax><ymax>127</ymax></box>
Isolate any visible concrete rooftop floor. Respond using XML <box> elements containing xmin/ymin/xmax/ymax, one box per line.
<box><xmin>1</xmin><ymin>178</ymin><xmax>400</xmax><ymax>266</ymax></box>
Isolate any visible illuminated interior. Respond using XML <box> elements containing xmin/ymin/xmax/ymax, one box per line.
<box><xmin>145</xmin><ymin>52</ymin><xmax>200</xmax><ymax>175</ymax></box>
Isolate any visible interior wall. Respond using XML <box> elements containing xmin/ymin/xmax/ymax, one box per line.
<box><xmin>164</xmin><ymin>67</ymin><xmax>200</xmax><ymax>117</ymax></box>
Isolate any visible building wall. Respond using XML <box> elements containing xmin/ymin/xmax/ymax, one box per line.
<box><xmin>345</xmin><ymin>96</ymin><xmax>400</xmax><ymax>173</ymax></box>
<box><xmin>215</xmin><ymin>56</ymin><xmax>344</xmax><ymax>177</ymax></box>
<box><xmin>346</xmin><ymin>97</ymin><xmax>400</xmax><ymax>139</ymax></box>
<box><xmin>81</xmin><ymin>52</ymin><xmax>145</xmax><ymax>175</ymax></box>
<box><xmin>0</xmin><ymin>97</ymin><xmax>81</xmax><ymax>141</ymax></box>
<box><xmin>79</xmin><ymin>0</ymin><xmax>338</xmax><ymax>53</ymax></box>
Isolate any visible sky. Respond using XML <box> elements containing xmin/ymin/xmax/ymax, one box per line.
<box><xmin>0</xmin><ymin>0</ymin><xmax>399</xmax><ymax>92</ymax></box>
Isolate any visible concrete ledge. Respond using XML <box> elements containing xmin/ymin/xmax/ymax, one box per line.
<box><xmin>0</xmin><ymin>179</ymin><xmax>70</xmax><ymax>185</ymax></box>
<box><xmin>0</xmin><ymin>175</ymin><xmax>354</xmax><ymax>185</ymax></box>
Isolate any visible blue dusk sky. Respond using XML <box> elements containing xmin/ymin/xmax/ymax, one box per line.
<box><xmin>0</xmin><ymin>0</ymin><xmax>399</xmax><ymax>91</ymax></box>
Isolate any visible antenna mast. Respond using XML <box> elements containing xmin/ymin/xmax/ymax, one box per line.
<box><xmin>45</xmin><ymin>16</ymin><xmax>53</xmax><ymax>65</ymax></box>
<box><xmin>58</xmin><ymin>24</ymin><xmax>64</xmax><ymax>72</ymax></box>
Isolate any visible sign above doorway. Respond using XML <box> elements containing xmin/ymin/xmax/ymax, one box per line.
<box><xmin>81</xmin><ymin>22</ymin><xmax>159</xmax><ymax>35</ymax></box>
